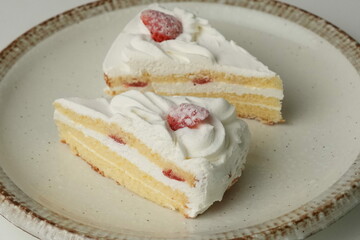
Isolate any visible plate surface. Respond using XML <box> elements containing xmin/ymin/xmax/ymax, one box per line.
<box><xmin>0</xmin><ymin>0</ymin><xmax>359</xmax><ymax>239</ymax></box>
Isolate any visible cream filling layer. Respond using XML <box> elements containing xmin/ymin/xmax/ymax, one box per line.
<box><xmin>55</xmin><ymin>111</ymin><xmax>216</xmax><ymax>217</ymax></box>
<box><xmin>152</xmin><ymin>82</ymin><xmax>284</xmax><ymax>99</ymax></box>
<box><xmin>106</xmin><ymin>82</ymin><xmax>283</xmax><ymax>99</ymax></box>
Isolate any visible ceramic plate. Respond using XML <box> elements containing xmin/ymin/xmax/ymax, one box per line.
<box><xmin>0</xmin><ymin>0</ymin><xmax>359</xmax><ymax>239</ymax></box>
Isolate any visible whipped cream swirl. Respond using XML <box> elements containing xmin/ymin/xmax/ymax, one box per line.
<box><xmin>109</xmin><ymin>90</ymin><xmax>238</xmax><ymax>162</ymax></box>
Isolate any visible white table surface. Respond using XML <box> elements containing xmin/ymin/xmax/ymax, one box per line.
<box><xmin>1</xmin><ymin>0</ymin><xmax>359</xmax><ymax>239</ymax></box>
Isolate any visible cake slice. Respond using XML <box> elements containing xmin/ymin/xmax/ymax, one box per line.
<box><xmin>103</xmin><ymin>4</ymin><xmax>284</xmax><ymax>124</ymax></box>
<box><xmin>53</xmin><ymin>90</ymin><xmax>250</xmax><ymax>218</ymax></box>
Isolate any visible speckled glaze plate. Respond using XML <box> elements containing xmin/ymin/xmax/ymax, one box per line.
<box><xmin>0</xmin><ymin>0</ymin><xmax>359</xmax><ymax>239</ymax></box>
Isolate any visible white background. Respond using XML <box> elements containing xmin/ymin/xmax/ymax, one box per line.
<box><xmin>0</xmin><ymin>0</ymin><xmax>359</xmax><ymax>239</ymax></box>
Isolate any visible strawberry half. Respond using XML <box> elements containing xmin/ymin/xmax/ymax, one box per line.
<box><xmin>167</xmin><ymin>103</ymin><xmax>210</xmax><ymax>131</ymax></box>
<box><xmin>140</xmin><ymin>9</ymin><xmax>183</xmax><ymax>42</ymax></box>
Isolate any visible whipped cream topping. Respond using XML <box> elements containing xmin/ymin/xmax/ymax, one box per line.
<box><xmin>54</xmin><ymin>90</ymin><xmax>251</xmax><ymax>217</ymax></box>
<box><xmin>103</xmin><ymin>4</ymin><xmax>276</xmax><ymax>78</ymax></box>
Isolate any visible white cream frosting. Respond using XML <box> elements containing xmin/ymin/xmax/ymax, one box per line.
<box><xmin>54</xmin><ymin>90</ymin><xmax>250</xmax><ymax>217</ymax></box>
<box><xmin>103</xmin><ymin>4</ymin><xmax>276</xmax><ymax>78</ymax></box>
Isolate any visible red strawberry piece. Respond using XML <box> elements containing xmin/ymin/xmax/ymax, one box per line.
<box><xmin>109</xmin><ymin>135</ymin><xmax>126</xmax><ymax>144</ymax></box>
<box><xmin>124</xmin><ymin>81</ymin><xmax>148</xmax><ymax>88</ymax></box>
<box><xmin>162</xmin><ymin>169</ymin><xmax>185</xmax><ymax>182</ymax></box>
<box><xmin>167</xmin><ymin>103</ymin><xmax>210</xmax><ymax>131</ymax></box>
<box><xmin>192</xmin><ymin>77</ymin><xmax>212</xmax><ymax>85</ymax></box>
<box><xmin>140</xmin><ymin>9</ymin><xmax>183</xmax><ymax>42</ymax></box>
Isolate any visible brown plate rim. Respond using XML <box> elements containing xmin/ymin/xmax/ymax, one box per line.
<box><xmin>0</xmin><ymin>0</ymin><xmax>359</xmax><ymax>239</ymax></box>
